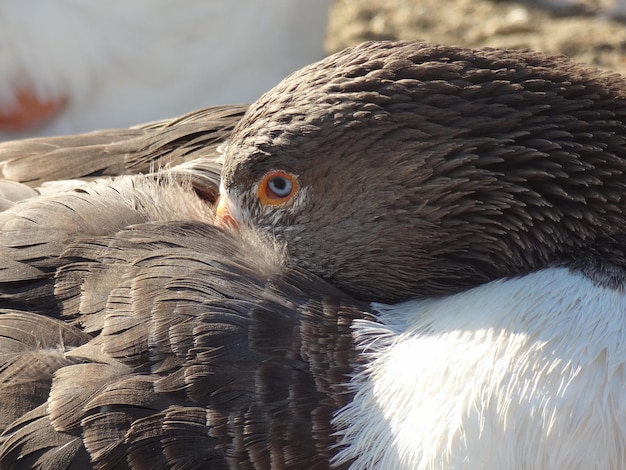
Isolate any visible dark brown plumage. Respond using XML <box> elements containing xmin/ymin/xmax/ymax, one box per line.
<box><xmin>3</xmin><ymin>40</ymin><xmax>626</xmax><ymax>468</ymax></box>
<box><xmin>0</xmin><ymin>176</ymin><xmax>371</xmax><ymax>469</ymax></box>
<box><xmin>221</xmin><ymin>40</ymin><xmax>626</xmax><ymax>303</ymax></box>
<box><xmin>0</xmin><ymin>104</ymin><xmax>248</xmax><ymax>317</ymax></box>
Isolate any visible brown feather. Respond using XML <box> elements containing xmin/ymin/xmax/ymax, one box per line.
<box><xmin>0</xmin><ymin>183</ymin><xmax>371</xmax><ymax>468</ymax></box>
<box><xmin>0</xmin><ymin>105</ymin><xmax>247</xmax><ymax>186</ymax></box>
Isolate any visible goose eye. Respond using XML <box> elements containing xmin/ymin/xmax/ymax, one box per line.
<box><xmin>258</xmin><ymin>171</ymin><xmax>298</xmax><ymax>206</ymax></box>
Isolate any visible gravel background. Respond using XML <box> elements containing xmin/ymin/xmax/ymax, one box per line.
<box><xmin>326</xmin><ymin>0</ymin><xmax>626</xmax><ymax>75</ymax></box>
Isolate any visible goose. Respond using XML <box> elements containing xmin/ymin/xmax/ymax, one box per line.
<box><xmin>2</xmin><ymin>40</ymin><xmax>626</xmax><ymax>469</ymax></box>
<box><xmin>0</xmin><ymin>0</ymin><xmax>330</xmax><ymax>140</ymax></box>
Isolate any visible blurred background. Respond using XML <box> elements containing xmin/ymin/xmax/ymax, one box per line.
<box><xmin>2</xmin><ymin>0</ymin><xmax>626</xmax><ymax>141</ymax></box>
<box><xmin>328</xmin><ymin>0</ymin><xmax>626</xmax><ymax>73</ymax></box>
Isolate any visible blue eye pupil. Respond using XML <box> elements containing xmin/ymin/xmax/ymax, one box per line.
<box><xmin>268</xmin><ymin>176</ymin><xmax>292</xmax><ymax>197</ymax></box>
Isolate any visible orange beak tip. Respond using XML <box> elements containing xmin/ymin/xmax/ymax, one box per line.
<box><xmin>215</xmin><ymin>196</ymin><xmax>238</xmax><ymax>229</ymax></box>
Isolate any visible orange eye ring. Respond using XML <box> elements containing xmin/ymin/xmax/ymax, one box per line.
<box><xmin>257</xmin><ymin>170</ymin><xmax>299</xmax><ymax>206</ymax></box>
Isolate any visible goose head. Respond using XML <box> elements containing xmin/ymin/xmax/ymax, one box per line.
<box><xmin>218</xmin><ymin>40</ymin><xmax>626</xmax><ymax>304</ymax></box>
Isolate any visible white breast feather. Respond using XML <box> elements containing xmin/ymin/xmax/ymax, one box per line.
<box><xmin>333</xmin><ymin>267</ymin><xmax>626</xmax><ymax>469</ymax></box>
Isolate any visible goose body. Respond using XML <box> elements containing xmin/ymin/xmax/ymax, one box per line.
<box><xmin>2</xmin><ymin>40</ymin><xmax>626</xmax><ymax>468</ymax></box>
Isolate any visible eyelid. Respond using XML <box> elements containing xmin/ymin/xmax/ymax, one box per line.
<box><xmin>257</xmin><ymin>171</ymin><xmax>299</xmax><ymax>206</ymax></box>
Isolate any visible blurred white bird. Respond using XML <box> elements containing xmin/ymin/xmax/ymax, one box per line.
<box><xmin>0</xmin><ymin>0</ymin><xmax>330</xmax><ymax>140</ymax></box>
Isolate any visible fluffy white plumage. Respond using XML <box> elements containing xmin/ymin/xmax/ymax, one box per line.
<box><xmin>0</xmin><ymin>0</ymin><xmax>329</xmax><ymax>139</ymax></box>
<box><xmin>334</xmin><ymin>267</ymin><xmax>626</xmax><ymax>469</ymax></box>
